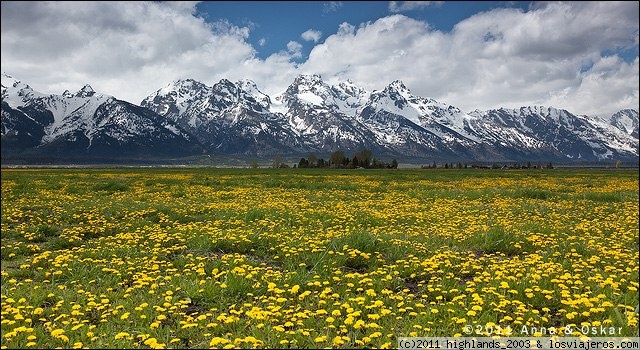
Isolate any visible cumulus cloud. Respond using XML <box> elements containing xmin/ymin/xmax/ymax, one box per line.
<box><xmin>286</xmin><ymin>41</ymin><xmax>303</xmax><ymax>58</ymax></box>
<box><xmin>303</xmin><ymin>2</ymin><xmax>639</xmax><ymax>116</ymax></box>
<box><xmin>546</xmin><ymin>56</ymin><xmax>639</xmax><ymax>117</ymax></box>
<box><xmin>389</xmin><ymin>1</ymin><xmax>443</xmax><ymax>13</ymax></box>
<box><xmin>0</xmin><ymin>1</ymin><xmax>262</xmax><ymax>103</ymax></box>
<box><xmin>301</xmin><ymin>29</ymin><xmax>322</xmax><ymax>43</ymax></box>
<box><xmin>1</xmin><ymin>1</ymin><xmax>638</xmax><ymax>116</ymax></box>
<box><xmin>258</xmin><ymin>38</ymin><xmax>266</xmax><ymax>46</ymax></box>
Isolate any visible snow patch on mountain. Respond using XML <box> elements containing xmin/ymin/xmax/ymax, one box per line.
<box><xmin>41</xmin><ymin>93</ymin><xmax>112</xmax><ymax>144</ymax></box>
<box><xmin>297</xmin><ymin>91</ymin><xmax>325</xmax><ymax>106</ymax></box>
<box><xmin>1</xmin><ymin>73</ymin><xmax>46</xmax><ymax>108</ymax></box>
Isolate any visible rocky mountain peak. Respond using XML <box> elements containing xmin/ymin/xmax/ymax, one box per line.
<box><xmin>387</xmin><ymin>80</ymin><xmax>409</xmax><ymax>93</ymax></box>
<box><xmin>165</xmin><ymin>79</ymin><xmax>209</xmax><ymax>94</ymax></box>
<box><xmin>237</xmin><ymin>79</ymin><xmax>258</xmax><ymax>90</ymax></box>
<box><xmin>293</xmin><ymin>74</ymin><xmax>323</xmax><ymax>84</ymax></box>
<box><xmin>335</xmin><ymin>80</ymin><xmax>368</xmax><ymax>99</ymax></box>
<box><xmin>75</xmin><ymin>84</ymin><xmax>95</xmax><ymax>98</ymax></box>
<box><xmin>1</xmin><ymin>73</ymin><xmax>20</xmax><ymax>89</ymax></box>
<box><xmin>609</xmin><ymin>109</ymin><xmax>639</xmax><ymax>137</ymax></box>
<box><xmin>1</xmin><ymin>73</ymin><xmax>31</xmax><ymax>94</ymax></box>
<box><xmin>212</xmin><ymin>79</ymin><xmax>238</xmax><ymax>95</ymax></box>
<box><xmin>236</xmin><ymin>79</ymin><xmax>271</xmax><ymax>109</ymax></box>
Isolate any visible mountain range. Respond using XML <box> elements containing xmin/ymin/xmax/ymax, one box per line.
<box><xmin>2</xmin><ymin>72</ymin><xmax>638</xmax><ymax>163</ymax></box>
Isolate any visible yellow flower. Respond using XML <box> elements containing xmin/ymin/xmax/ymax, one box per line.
<box><xmin>115</xmin><ymin>332</ymin><xmax>130</xmax><ymax>340</ymax></box>
<box><xmin>210</xmin><ymin>337</ymin><xmax>230</xmax><ymax>346</ymax></box>
<box><xmin>51</xmin><ymin>329</ymin><xmax>65</xmax><ymax>337</ymax></box>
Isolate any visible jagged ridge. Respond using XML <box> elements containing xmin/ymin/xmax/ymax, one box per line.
<box><xmin>2</xmin><ymin>72</ymin><xmax>638</xmax><ymax>162</ymax></box>
<box><xmin>1</xmin><ymin>73</ymin><xmax>203</xmax><ymax>160</ymax></box>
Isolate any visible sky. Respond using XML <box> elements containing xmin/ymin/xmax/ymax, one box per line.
<box><xmin>1</xmin><ymin>1</ymin><xmax>638</xmax><ymax>117</ymax></box>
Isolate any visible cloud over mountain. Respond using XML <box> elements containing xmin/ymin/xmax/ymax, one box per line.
<box><xmin>1</xmin><ymin>1</ymin><xmax>637</xmax><ymax>117</ymax></box>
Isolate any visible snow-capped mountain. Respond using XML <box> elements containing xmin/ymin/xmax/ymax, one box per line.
<box><xmin>357</xmin><ymin>80</ymin><xmax>498</xmax><ymax>159</ymax></box>
<box><xmin>271</xmin><ymin>74</ymin><xmax>382</xmax><ymax>153</ymax></box>
<box><xmin>1</xmin><ymin>73</ymin><xmax>202</xmax><ymax>160</ymax></box>
<box><xmin>608</xmin><ymin>109</ymin><xmax>639</xmax><ymax>138</ymax></box>
<box><xmin>142</xmin><ymin>74</ymin><xmax>638</xmax><ymax>161</ymax></box>
<box><xmin>461</xmin><ymin>106</ymin><xmax>639</xmax><ymax>161</ymax></box>
<box><xmin>271</xmin><ymin>75</ymin><xmax>476</xmax><ymax>159</ymax></box>
<box><xmin>141</xmin><ymin>78</ymin><xmax>301</xmax><ymax>155</ymax></box>
<box><xmin>2</xmin><ymin>72</ymin><xmax>638</xmax><ymax>162</ymax></box>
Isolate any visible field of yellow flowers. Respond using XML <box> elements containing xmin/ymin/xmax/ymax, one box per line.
<box><xmin>1</xmin><ymin>168</ymin><xmax>638</xmax><ymax>348</ymax></box>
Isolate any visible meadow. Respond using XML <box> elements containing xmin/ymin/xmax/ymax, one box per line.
<box><xmin>1</xmin><ymin>168</ymin><xmax>638</xmax><ymax>349</ymax></box>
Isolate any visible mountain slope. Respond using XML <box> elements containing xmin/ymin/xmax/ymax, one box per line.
<box><xmin>464</xmin><ymin>106</ymin><xmax>639</xmax><ymax>161</ymax></box>
<box><xmin>271</xmin><ymin>74</ymin><xmax>383</xmax><ymax>153</ymax></box>
<box><xmin>142</xmin><ymin>78</ymin><xmax>302</xmax><ymax>155</ymax></box>
<box><xmin>1</xmin><ymin>73</ymin><xmax>202</xmax><ymax>160</ymax></box>
<box><xmin>608</xmin><ymin>109</ymin><xmax>639</xmax><ymax>138</ymax></box>
<box><xmin>356</xmin><ymin>80</ymin><xmax>497</xmax><ymax>159</ymax></box>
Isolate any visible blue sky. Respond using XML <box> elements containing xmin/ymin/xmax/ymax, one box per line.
<box><xmin>196</xmin><ymin>1</ymin><xmax>535</xmax><ymax>61</ymax></box>
<box><xmin>1</xmin><ymin>1</ymin><xmax>638</xmax><ymax>116</ymax></box>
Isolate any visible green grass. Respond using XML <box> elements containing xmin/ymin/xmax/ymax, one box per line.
<box><xmin>1</xmin><ymin>168</ymin><xmax>638</xmax><ymax>348</ymax></box>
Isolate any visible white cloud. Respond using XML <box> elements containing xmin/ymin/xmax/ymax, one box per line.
<box><xmin>303</xmin><ymin>2</ymin><xmax>639</xmax><ymax>116</ymax></box>
<box><xmin>301</xmin><ymin>29</ymin><xmax>322</xmax><ymax>43</ymax></box>
<box><xmin>547</xmin><ymin>56</ymin><xmax>639</xmax><ymax>117</ymax></box>
<box><xmin>258</xmin><ymin>38</ymin><xmax>266</xmax><ymax>46</ymax></box>
<box><xmin>1</xmin><ymin>1</ymin><xmax>638</xmax><ymax>116</ymax></box>
<box><xmin>389</xmin><ymin>1</ymin><xmax>443</xmax><ymax>13</ymax></box>
<box><xmin>286</xmin><ymin>41</ymin><xmax>303</xmax><ymax>58</ymax></box>
<box><xmin>323</xmin><ymin>1</ymin><xmax>343</xmax><ymax>14</ymax></box>
<box><xmin>0</xmin><ymin>1</ymin><xmax>260</xmax><ymax>103</ymax></box>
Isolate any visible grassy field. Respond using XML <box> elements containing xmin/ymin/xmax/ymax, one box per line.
<box><xmin>1</xmin><ymin>168</ymin><xmax>638</xmax><ymax>348</ymax></box>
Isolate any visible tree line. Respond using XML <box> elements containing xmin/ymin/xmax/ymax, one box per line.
<box><xmin>273</xmin><ymin>150</ymin><xmax>398</xmax><ymax>169</ymax></box>
<box><xmin>421</xmin><ymin>161</ymin><xmax>554</xmax><ymax>169</ymax></box>
<box><xmin>271</xmin><ymin>152</ymin><xmax>558</xmax><ymax>170</ymax></box>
